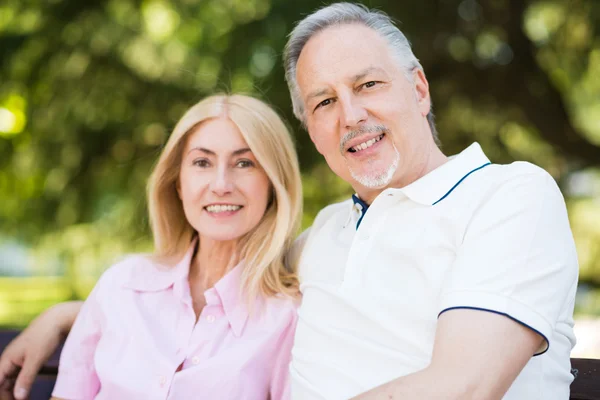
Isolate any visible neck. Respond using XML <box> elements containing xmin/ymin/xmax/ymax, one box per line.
<box><xmin>357</xmin><ymin>141</ymin><xmax>448</xmax><ymax>205</ymax></box>
<box><xmin>189</xmin><ymin>237</ymin><xmax>239</xmax><ymax>290</ymax></box>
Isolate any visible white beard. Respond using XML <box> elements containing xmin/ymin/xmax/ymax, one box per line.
<box><xmin>349</xmin><ymin>144</ymin><xmax>400</xmax><ymax>189</ymax></box>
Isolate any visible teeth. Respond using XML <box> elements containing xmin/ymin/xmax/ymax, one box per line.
<box><xmin>351</xmin><ymin>134</ymin><xmax>384</xmax><ymax>152</ymax></box>
<box><xmin>205</xmin><ymin>205</ymin><xmax>242</xmax><ymax>213</ymax></box>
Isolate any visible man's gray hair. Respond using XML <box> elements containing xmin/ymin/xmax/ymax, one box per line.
<box><xmin>283</xmin><ymin>2</ymin><xmax>439</xmax><ymax>142</ymax></box>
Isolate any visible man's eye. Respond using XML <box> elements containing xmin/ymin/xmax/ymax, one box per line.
<box><xmin>315</xmin><ymin>98</ymin><xmax>333</xmax><ymax>111</ymax></box>
<box><xmin>363</xmin><ymin>81</ymin><xmax>377</xmax><ymax>89</ymax></box>
<box><xmin>236</xmin><ymin>160</ymin><xmax>254</xmax><ymax>168</ymax></box>
<box><xmin>193</xmin><ymin>159</ymin><xmax>210</xmax><ymax>167</ymax></box>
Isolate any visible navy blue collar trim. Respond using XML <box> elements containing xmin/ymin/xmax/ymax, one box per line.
<box><xmin>439</xmin><ymin>306</ymin><xmax>548</xmax><ymax>356</ymax></box>
<box><xmin>351</xmin><ymin>194</ymin><xmax>369</xmax><ymax>230</ymax></box>
<box><xmin>432</xmin><ymin>162</ymin><xmax>492</xmax><ymax>206</ymax></box>
<box><xmin>351</xmin><ymin>162</ymin><xmax>491</xmax><ymax>228</ymax></box>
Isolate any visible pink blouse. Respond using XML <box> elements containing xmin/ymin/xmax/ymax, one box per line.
<box><xmin>53</xmin><ymin>241</ymin><xmax>297</xmax><ymax>400</ymax></box>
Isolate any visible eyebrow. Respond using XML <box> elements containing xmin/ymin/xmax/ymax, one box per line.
<box><xmin>351</xmin><ymin>67</ymin><xmax>386</xmax><ymax>84</ymax></box>
<box><xmin>188</xmin><ymin>147</ymin><xmax>252</xmax><ymax>156</ymax></box>
<box><xmin>306</xmin><ymin>87</ymin><xmax>333</xmax><ymax>103</ymax></box>
<box><xmin>304</xmin><ymin>67</ymin><xmax>388</xmax><ymax>104</ymax></box>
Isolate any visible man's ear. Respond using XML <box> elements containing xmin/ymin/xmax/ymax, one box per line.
<box><xmin>413</xmin><ymin>68</ymin><xmax>431</xmax><ymax>117</ymax></box>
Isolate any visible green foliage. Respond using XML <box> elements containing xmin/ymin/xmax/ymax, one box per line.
<box><xmin>1</xmin><ymin>0</ymin><xmax>600</xmax><ymax>326</ymax></box>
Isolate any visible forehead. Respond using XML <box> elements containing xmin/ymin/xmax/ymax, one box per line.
<box><xmin>184</xmin><ymin>117</ymin><xmax>248</xmax><ymax>151</ymax></box>
<box><xmin>296</xmin><ymin>24</ymin><xmax>400</xmax><ymax>92</ymax></box>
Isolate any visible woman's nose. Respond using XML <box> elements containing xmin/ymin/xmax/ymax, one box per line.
<box><xmin>209</xmin><ymin>167</ymin><xmax>234</xmax><ymax>196</ymax></box>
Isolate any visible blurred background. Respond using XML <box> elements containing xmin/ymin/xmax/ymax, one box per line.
<box><xmin>0</xmin><ymin>0</ymin><xmax>599</xmax><ymax>355</ymax></box>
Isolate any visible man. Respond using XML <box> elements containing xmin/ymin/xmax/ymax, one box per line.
<box><xmin>0</xmin><ymin>3</ymin><xmax>578</xmax><ymax>400</ymax></box>
<box><xmin>283</xmin><ymin>3</ymin><xmax>577</xmax><ymax>400</ymax></box>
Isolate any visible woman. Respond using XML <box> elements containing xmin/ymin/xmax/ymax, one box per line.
<box><xmin>0</xmin><ymin>93</ymin><xmax>303</xmax><ymax>400</ymax></box>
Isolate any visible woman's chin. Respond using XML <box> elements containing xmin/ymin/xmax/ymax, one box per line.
<box><xmin>197</xmin><ymin>230</ymin><xmax>247</xmax><ymax>244</ymax></box>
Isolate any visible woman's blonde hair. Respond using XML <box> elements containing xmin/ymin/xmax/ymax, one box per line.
<box><xmin>147</xmin><ymin>94</ymin><xmax>303</xmax><ymax>298</ymax></box>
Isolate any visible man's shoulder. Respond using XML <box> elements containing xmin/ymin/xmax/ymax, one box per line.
<box><xmin>460</xmin><ymin>160</ymin><xmax>571</xmax><ymax>237</ymax></box>
<box><xmin>286</xmin><ymin>199</ymin><xmax>352</xmax><ymax>276</ymax></box>
<box><xmin>486</xmin><ymin>160</ymin><xmax>552</xmax><ymax>181</ymax></box>
<box><xmin>472</xmin><ymin>161</ymin><xmax>560</xmax><ymax>202</ymax></box>
<box><xmin>312</xmin><ymin>198</ymin><xmax>353</xmax><ymax>230</ymax></box>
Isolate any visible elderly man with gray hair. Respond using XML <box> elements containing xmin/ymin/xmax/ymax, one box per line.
<box><xmin>284</xmin><ymin>2</ymin><xmax>577</xmax><ymax>400</ymax></box>
<box><xmin>0</xmin><ymin>3</ymin><xmax>578</xmax><ymax>400</ymax></box>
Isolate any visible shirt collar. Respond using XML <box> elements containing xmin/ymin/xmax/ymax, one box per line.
<box><xmin>398</xmin><ymin>142</ymin><xmax>491</xmax><ymax>206</ymax></box>
<box><xmin>349</xmin><ymin>143</ymin><xmax>491</xmax><ymax>229</ymax></box>
<box><xmin>122</xmin><ymin>238</ymin><xmax>197</xmax><ymax>292</ymax></box>
<box><xmin>122</xmin><ymin>239</ymin><xmax>251</xmax><ymax>337</ymax></box>
<box><xmin>351</xmin><ymin>194</ymin><xmax>370</xmax><ymax>229</ymax></box>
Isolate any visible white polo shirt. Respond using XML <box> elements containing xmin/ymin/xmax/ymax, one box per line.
<box><xmin>289</xmin><ymin>143</ymin><xmax>578</xmax><ymax>400</ymax></box>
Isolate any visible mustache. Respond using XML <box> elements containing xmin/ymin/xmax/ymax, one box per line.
<box><xmin>339</xmin><ymin>124</ymin><xmax>389</xmax><ymax>154</ymax></box>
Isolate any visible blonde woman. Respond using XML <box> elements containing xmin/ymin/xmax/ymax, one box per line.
<box><xmin>1</xmin><ymin>94</ymin><xmax>303</xmax><ymax>400</ymax></box>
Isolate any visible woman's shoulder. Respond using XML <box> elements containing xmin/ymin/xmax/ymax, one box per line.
<box><xmin>264</xmin><ymin>294</ymin><xmax>299</xmax><ymax>310</ymax></box>
<box><xmin>258</xmin><ymin>294</ymin><xmax>299</xmax><ymax>327</ymax></box>
<box><xmin>94</xmin><ymin>253</ymin><xmax>159</xmax><ymax>291</ymax></box>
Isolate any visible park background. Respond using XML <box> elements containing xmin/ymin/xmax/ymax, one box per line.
<box><xmin>1</xmin><ymin>0</ymin><xmax>599</xmax><ymax>356</ymax></box>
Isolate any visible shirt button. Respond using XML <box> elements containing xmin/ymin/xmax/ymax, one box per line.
<box><xmin>159</xmin><ymin>375</ymin><xmax>167</xmax><ymax>387</ymax></box>
<box><xmin>192</xmin><ymin>356</ymin><xmax>200</xmax><ymax>365</ymax></box>
<box><xmin>361</xmin><ymin>232</ymin><xmax>370</xmax><ymax>240</ymax></box>
<box><xmin>206</xmin><ymin>315</ymin><xmax>215</xmax><ymax>323</ymax></box>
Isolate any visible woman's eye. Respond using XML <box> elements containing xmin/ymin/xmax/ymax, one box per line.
<box><xmin>193</xmin><ymin>159</ymin><xmax>210</xmax><ymax>167</ymax></box>
<box><xmin>236</xmin><ymin>159</ymin><xmax>254</xmax><ymax>168</ymax></box>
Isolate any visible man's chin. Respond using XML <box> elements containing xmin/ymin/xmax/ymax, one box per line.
<box><xmin>351</xmin><ymin>170</ymin><xmax>394</xmax><ymax>190</ymax></box>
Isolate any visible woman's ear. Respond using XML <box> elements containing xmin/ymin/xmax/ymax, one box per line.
<box><xmin>176</xmin><ymin>179</ymin><xmax>182</xmax><ymax>200</ymax></box>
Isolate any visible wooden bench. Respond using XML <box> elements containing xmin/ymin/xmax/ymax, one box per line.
<box><xmin>1</xmin><ymin>331</ymin><xmax>599</xmax><ymax>399</ymax></box>
<box><xmin>571</xmin><ymin>358</ymin><xmax>600</xmax><ymax>400</ymax></box>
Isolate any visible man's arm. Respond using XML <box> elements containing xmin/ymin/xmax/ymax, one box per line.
<box><xmin>0</xmin><ymin>301</ymin><xmax>82</xmax><ymax>400</ymax></box>
<box><xmin>352</xmin><ymin>309</ymin><xmax>543</xmax><ymax>400</ymax></box>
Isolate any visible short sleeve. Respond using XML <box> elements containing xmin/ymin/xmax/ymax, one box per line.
<box><xmin>269</xmin><ymin>307</ymin><xmax>298</xmax><ymax>400</ymax></box>
<box><xmin>439</xmin><ymin>169</ymin><xmax>579</xmax><ymax>355</ymax></box>
<box><xmin>52</xmin><ymin>277</ymin><xmax>106</xmax><ymax>399</ymax></box>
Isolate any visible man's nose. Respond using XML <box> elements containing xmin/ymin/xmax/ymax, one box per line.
<box><xmin>339</xmin><ymin>94</ymin><xmax>368</xmax><ymax>129</ymax></box>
